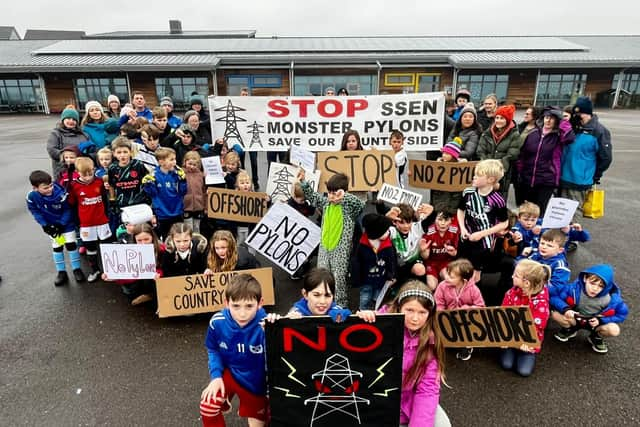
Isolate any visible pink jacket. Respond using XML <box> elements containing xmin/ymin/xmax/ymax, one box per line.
<box><xmin>502</xmin><ymin>285</ymin><xmax>550</xmax><ymax>353</ymax></box>
<box><xmin>434</xmin><ymin>279</ymin><xmax>485</xmax><ymax>310</ymax></box>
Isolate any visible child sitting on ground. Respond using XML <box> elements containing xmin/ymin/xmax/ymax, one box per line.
<box><xmin>420</xmin><ymin>206</ymin><xmax>459</xmax><ymax>291</ymax></box>
<box><xmin>161</xmin><ymin>222</ymin><xmax>208</xmax><ymax>277</ymax></box>
<box><xmin>511</xmin><ymin>201</ymin><xmax>542</xmax><ymax>256</ymax></box>
<box><xmin>551</xmin><ymin>264</ymin><xmax>628</xmax><ymax>354</ymax></box>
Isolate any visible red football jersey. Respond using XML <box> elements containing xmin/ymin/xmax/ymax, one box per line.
<box><xmin>68</xmin><ymin>178</ymin><xmax>108</xmax><ymax>227</ymax></box>
<box><xmin>423</xmin><ymin>221</ymin><xmax>460</xmax><ymax>264</ymax></box>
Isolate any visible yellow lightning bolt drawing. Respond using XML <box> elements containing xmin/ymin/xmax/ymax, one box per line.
<box><xmin>274</xmin><ymin>386</ymin><xmax>301</xmax><ymax>398</ymax></box>
<box><xmin>373</xmin><ymin>388</ymin><xmax>399</xmax><ymax>397</ymax></box>
<box><xmin>281</xmin><ymin>357</ymin><xmax>306</xmax><ymax>387</ymax></box>
<box><xmin>368</xmin><ymin>357</ymin><xmax>393</xmax><ymax>388</ymax></box>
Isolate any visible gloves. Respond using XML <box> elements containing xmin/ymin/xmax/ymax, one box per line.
<box><xmin>141</xmin><ymin>174</ymin><xmax>156</xmax><ymax>185</ymax></box>
<box><xmin>202</xmin><ymin>143</ymin><xmax>211</xmax><ymax>152</ymax></box>
<box><xmin>42</xmin><ymin>224</ymin><xmax>61</xmax><ymax>237</ymax></box>
<box><xmin>78</xmin><ymin>140</ymin><xmax>96</xmax><ymax>154</ymax></box>
<box><xmin>175</xmin><ymin>166</ymin><xmax>186</xmax><ymax>180</ymax></box>
<box><xmin>329</xmin><ymin>308</ymin><xmax>352</xmax><ymax>323</ymax></box>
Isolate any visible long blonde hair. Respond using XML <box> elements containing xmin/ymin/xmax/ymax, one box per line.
<box><xmin>515</xmin><ymin>259</ymin><xmax>551</xmax><ymax>296</ymax></box>
<box><xmin>387</xmin><ymin>280</ymin><xmax>446</xmax><ymax>388</ymax></box>
<box><xmin>207</xmin><ymin>230</ymin><xmax>238</xmax><ymax>272</ymax></box>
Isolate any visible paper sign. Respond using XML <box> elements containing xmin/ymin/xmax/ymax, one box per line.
<box><xmin>208</xmin><ymin>93</ymin><xmax>445</xmax><ymax>152</ymax></box>
<box><xmin>155</xmin><ymin>267</ymin><xmax>274</xmax><ymax>318</ymax></box>
<box><xmin>317</xmin><ymin>149</ymin><xmax>397</xmax><ymax>192</ymax></box>
<box><xmin>266</xmin><ymin>162</ymin><xmax>299</xmax><ymax>203</ymax></box>
<box><xmin>246</xmin><ymin>203</ymin><xmax>320</xmax><ymax>275</ymax></box>
<box><xmin>266</xmin><ymin>315</ymin><xmax>404</xmax><ymax>427</ymax></box>
<box><xmin>409</xmin><ymin>160</ymin><xmax>478</xmax><ymax>192</ymax></box>
<box><xmin>435</xmin><ymin>306</ymin><xmax>541</xmax><ymax>349</ymax></box>
<box><xmin>290</xmin><ymin>145</ymin><xmax>316</xmax><ymax>172</ymax></box>
<box><xmin>100</xmin><ymin>244</ymin><xmax>157</xmax><ymax>280</ymax></box>
<box><xmin>201</xmin><ymin>156</ymin><xmax>225</xmax><ymax>185</ymax></box>
<box><xmin>377</xmin><ymin>183</ymin><xmax>423</xmax><ymax>210</ymax></box>
<box><xmin>206</xmin><ymin>188</ymin><xmax>269</xmax><ymax>223</ymax></box>
<box><xmin>541</xmin><ymin>197</ymin><xmax>579</xmax><ymax>229</ymax></box>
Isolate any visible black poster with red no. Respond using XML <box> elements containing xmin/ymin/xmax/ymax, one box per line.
<box><xmin>265</xmin><ymin>315</ymin><xmax>404</xmax><ymax>427</ymax></box>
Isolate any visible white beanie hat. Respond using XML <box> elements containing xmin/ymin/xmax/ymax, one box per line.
<box><xmin>85</xmin><ymin>100</ymin><xmax>104</xmax><ymax>113</ymax></box>
<box><xmin>107</xmin><ymin>95</ymin><xmax>120</xmax><ymax>105</ymax></box>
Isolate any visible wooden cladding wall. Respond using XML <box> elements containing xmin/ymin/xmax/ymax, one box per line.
<box><xmin>585</xmin><ymin>69</ymin><xmax>617</xmax><ymax>98</ymax></box>
<box><xmin>505</xmin><ymin>70</ymin><xmax>538</xmax><ymax>107</ymax></box>
<box><xmin>43</xmin><ymin>75</ymin><xmax>75</xmax><ymax>113</ymax></box>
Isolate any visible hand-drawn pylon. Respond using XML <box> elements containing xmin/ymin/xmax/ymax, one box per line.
<box><xmin>214</xmin><ymin>99</ymin><xmax>247</xmax><ymax>147</ymax></box>
<box><xmin>247</xmin><ymin>121</ymin><xmax>264</xmax><ymax>149</ymax></box>
<box><xmin>303</xmin><ymin>353</ymin><xmax>370</xmax><ymax>426</ymax></box>
<box><xmin>270</xmin><ymin>165</ymin><xmax>295</xmax><ymax>201</ymax></box>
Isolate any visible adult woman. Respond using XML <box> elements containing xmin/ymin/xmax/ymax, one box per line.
<box><xmin>183</xmin><ymin>110</ymin><xmax>212</xmax><ymax>147</ymax></box>
<box><xmin>446</xmin><ymin>102</ymin><xmax>481</xmax><ymax>160</ymax></box>
<box><xmin>81</xmin><ymin>101</ymin><xmax>119</xmax><ymax>151</ymax></box>
<box><xmin>516</xmin><ymin>106</ymin><xmax>575</xmax><ymax>213</ymax></box>
<box><xmin>477</xmin><ymin>93</ymin><xmax>498</xmax><ymax>131</ymax></box>
<box><xmin>517</xmin><ymin>106</ymin><xmax>541</xmax><ymax>145</ymax></box>
<box><xmin>46</xmin><ymin>108</ymin><xmax>90</xmax><ymax>177</ymax></box>
<box><xmin>106</xmin><ymin>94</ymin><xmax>121</xmax><ymax>118</ymax></box>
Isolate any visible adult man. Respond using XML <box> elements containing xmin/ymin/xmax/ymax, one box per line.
<box><xmin>160</xmin><ymin>96</ymin><xmax>182</xmax><ymax>129</ymax></box>
<box><xmin>131</xmin><ymin>91</ymin><xmax>153</xmax><ymax>121</ymax></box>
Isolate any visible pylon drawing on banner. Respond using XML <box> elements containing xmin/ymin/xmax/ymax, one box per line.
<box><xmin>214</xmin><ymin>99</ymin><xmax>246</xmax><ymax>147</ymax></box>
<box><xmin>247</xmin><ymin>121</ymin><xmax>265</xmax><ymax>149</ymax></box>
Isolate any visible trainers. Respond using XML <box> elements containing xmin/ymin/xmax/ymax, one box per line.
<box><xmin>456</xmin><ymin>347</ymin><xmax>473</xmax><ymax>361</ymax></box>
<box><xmin>131</xmin><ymin>294</ymin><xmax>153</xmax><ymax>306</ymax></box>
<box><xmin>587</xmin><ymin>332</ymin><xmax>608</xmax><ymax>353</ymax></box>
<box><xmin>87</xmin><ymin>270</ymin><xmax>101</xmax><ymax>283</ymax></box>
<box><xmin>54</xmin><ymin>271</ymin><xmax>69</xmax><ymax>287</ymax></box>
<box><xmin>554</xmin><ymin>327</ymin><xmax>578</xmax><ymax>342</ymax></box>
<box><xmin>73</xmin><ymin>268</ymin><xmax>86</xmax><ymax>282</ymax></box>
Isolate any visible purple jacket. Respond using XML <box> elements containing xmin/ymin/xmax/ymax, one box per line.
<box><xmin>517</xmin><ymin>120</ymin><xmax>574</xmax><ymax>187</ymax></box>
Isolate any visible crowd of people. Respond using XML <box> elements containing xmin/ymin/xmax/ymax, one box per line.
<box><xmin>25</xmin><ymin>88</ymin><xmax>629</xmax><ymax>426</ymax></box>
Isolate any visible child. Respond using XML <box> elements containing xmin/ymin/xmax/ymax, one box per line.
<box><xmin>451</xmin><ymin>88</ymin><xmax>471</xmax><ymax>121</ymax></box>
<box><xmin>174</xmin><ymin>124</ymin><xmax>208</xmax><ymax>166</ymax></box>
<box><xmin>287</xmin><ymin>182</ymin><xmax>317</xmax><ymax>280</ymax></box>
<box><xmin>298</xmin><ymin>171</ymin><xmax>365</xmax><ymax>307</ymax></box>
<box><xmin>420</xmin><ymin>206</ymin><xmax>459</xmax><ymax>291</ymax></box>
<box><xmin>57</xmin><ymin>145</ymin><xmax>80</xmax><ymax>187</ymax></box>
<box><xmin>95</xmin><ymin>147</ymin><xmax>113</xmax><ymax>178</ymax></box>
<box><xmin>234</xmin><ymin>170</ymin><xmax>257</xmax><ymax>248</ymax></box>
<box><xmin>430</xmin><ymin>141</ymin><xmax>463</xmax><ymax>211</ymax></box>
<box><xmin>223</xmin><ymin>151</ymin><xmax>242</xmax><ymax>190</ymax></box>
<box><xmin>67</xmin><ymin>157</ymin><xmax>112</xmax><ymax>282</ymax></box>
<box><xmin>26</xmin><ymin>170</ymin><xmax>84</xmax><ymax>286</ymax></box>
<box><xmin>204</xmin><ymin>230</ymin><xmax>258</xmax><ymax>274</ymax></box>
<box><xmin>340</xmin><ymin>130</ymin><xmax>368</xmax><ymax>201</ymax></box>
<box><xmin>389</xmin><ymin>130</ymin><xmax>408</xmax><ymax>189</ymax></box>
<box><xmin>434</xmin><ymin>259</ymin><xmax>484</xmax><ymax>361</ymax></box>
<box><xmin>161</xmin><ymin>222</ymin><xmax>208</xmax><ymax>277</ymax></box>
<box><xmin>352</xmin><ymin>213</ymin><xmax>397</xmax><ymax>310</ymax></box>
<box><xmin>125</xmin><ymin>223</ymin><xmax>164</xmax><ymax>305</ymax></box>
<box><xmin>151</xmin><ymin>106</ymin><xmax>178</xmax><ymax>148</ymax></box>
<box><xmin>287</xmin><ymin>267</ymin><xmax>351</xmax><ymax>321</ymax></box>
<box><xmin>142</xmin><ymin>147</ymin><xmax>188</xmax><ymax>241</ymax></box>
<box><xmin>200</xmin><ymin>274</ymin><xmax>272</xmax><ymax>427</ymax></box>
<box><xmin>358</xmin><ymin>281</ymin><xmax>449</xmax><ymax>426</ymax></box>
<box><xmin>511</xmin><ymin>201</ymin><xmax>542</xmax><ymax>256</ymax></box>
<box><xmin>551</xmin><ymin>264</ymin><xmax>628</xmax><ymax>354</ymax></box>
<box><xmin>183</xmin><ymin>151</ymin><xmax>207</xmax><ymax>234</ymax></box>
<box><xmin>457</xmin><ymin>159</ymin><xmax>509</xmax><ymax>283</ymax></box>
<box><xmin>80</xmin><ymin>100</ymin><xmax>119</xmax><ymax>150</ymax></box>
<box><xmin>134</xmin><ymin>124</ymin><xmax>161</xmax><ymax>173</ymax></box>
<box><xmin>107</xmin><ymin>136</ymin><xmax>150</xmax><ymax>210</ymax></box>
<box><xmin>500</xmin><ymin>259</ymin><xmax>550</xmax><ymax>377</ymax></box>
<box><xmin>523</xmin><ymin>229</ymin><xmax>571</xmax><ymax>298</ymax></box>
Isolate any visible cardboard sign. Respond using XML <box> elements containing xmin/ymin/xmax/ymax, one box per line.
<box><xmin>377</xmin><ymin>183</ymin><xmax>423</xmax><ymax>210</ymax></box>
<box><xmin>208</xmin><ymin>93</ymin><xmax>445</xmax><ymax>152</ymax></box>
<box><xmin>435</xmin><ymin>306</ymin><xmax>541</xmax><ymax>349</ymax></box>
<box><xmin>541</xmin><ymin>197</ymin><xmax>579</xmax><ymax>229</ymax></box>
<box><xmin>155</xmin><ymin>267</ymin><xmax>274</xmax><ymax>318</ymax></box>
<box><xmin>266</xmin><ymin>315</ymin><xmax>404</xmax><ymax>427</ymax></box>
<box><xmin>206</xmin><ymin>187</ymin><xmax>269</xmax><ymax>223</ymax></box>
<box><xmin>100</xmin><ymin>243</ymin><xmax>156</xmax><ymax>280</ymax></box>
<box><xmin>246</xmin><ymin>203</ymin><xmax>320</xmax><ymax>275</ymax></box>
<box><xmin>290</xmin><ymin>145</ymin><xmax>316</xmax><ymax>172</ymax></box>
<box><xmin>317</xmin><ymin>149</ymin><xmax>397</xmax><ymax>192</ymax></box>
<box><xmin>409</xmin><ymin>159</ymin><xmax>478</xmax><ymax>192</ymax></box>
<box><xmin>201</xmin><ymin>156</ymin><xmax>225</xmax><ymax>185</ymax></box>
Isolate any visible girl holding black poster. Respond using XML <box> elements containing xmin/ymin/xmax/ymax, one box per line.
<box><xmin>358</xmin><ymin>281</ymin><xmax>451</xmax><ymax>427</ymax></box>
<box><xmin>287</xmin><ymin>268</ymin><xmax>351</xmax><ymax>322</ymax></box>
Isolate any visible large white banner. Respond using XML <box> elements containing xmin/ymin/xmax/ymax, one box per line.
<box><xmin>246</xmin><ymin>203</ymin><xmax>320</xmax><ymax>275</ymax></box>
<box><xmin>208</xmin><ymin>93</ymin><xmax>445</xmax><ymax>152</ymax></box>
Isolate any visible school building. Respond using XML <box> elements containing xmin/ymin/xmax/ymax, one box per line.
<box><xmin>1</xmin><ymin>22</ymin><xmax>639</xmax><ymax>114</ymax></box>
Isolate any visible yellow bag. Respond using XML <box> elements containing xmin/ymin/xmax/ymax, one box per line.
<box><xmin>583</xmin><ymin>186</ymin><xmax>604</xmax><ymax>219</ymax></box>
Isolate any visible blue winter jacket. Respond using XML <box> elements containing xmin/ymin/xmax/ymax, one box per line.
<box><xmin>26</xmin><ymin>183</ymin><xmax>75</xmax><ymax>232</ymax></box>
<box><xmin>550</xmin><ymin>264</ymin><xmax>628</xmax><ymax>325</ymax></box>
<box><xmin>560</xmin><ymin>115</ymin><xmax>612</xmax><ymax>189</ymax></box>
<box><xmin>524</xmin><ymin>251</ymin><xmax>571</xmax><ymax>298</ymax></box>
<box><xmin>205</xmin><ymin>307</ymin><xmax>268</xmax><ymax>395</ymax></box>
<box><xmin>167</xmin><ymin>113</ymin><xmax>182</xmax><ymax>130</ymax></box>
<box><xmin>82</xmin><ymin>119</ymin><xmax>119</xmax><ymax>150</ymax></box>
<box><xmin>142</xmin><ymin>167</ymin><xmax>187</xmax><ymax>219</ymax></box>
<box><xmin>291</xmin><ymin>297</ymin><xmax>351</xmax><ymax>322</ymax></box>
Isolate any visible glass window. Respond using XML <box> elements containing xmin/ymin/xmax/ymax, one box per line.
<box><xmin>385</xmin><ymin>74</ymin><xmax>414</xmax><ymax>85</ymax></box>
<box><xmin>535</xmin><ymin>73</ymin><xmax>587</xmax><ymax>106</ymax></box>
<box><xmin>155</xmin><ymin>76</ymin><xmax>209</xmax><ymax>111</ymax></box>
<box><xmin>417</xmin><ymin>74</ymin><xmax>440</xmax><ymax>92</ymax></box>
<box><xmin>0</xmin><ymin>78</ymin><xmax>44</xmax><ymax>112</ymax></box>
<box><xmin>294</xmin><ymin>75</ymin><xmax>376</xmax><ymax>96</ymax></box>
<box><xmin>74</xmin><ymin>77</ymin><xmax>128</xmax><ymax>110</ymax></box>
<box><xmin>457</xmin><ymin>74</ymin><xmax>509</xmax><ymax>104</ymax></box>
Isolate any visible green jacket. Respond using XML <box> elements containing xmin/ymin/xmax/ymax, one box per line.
<box><xmin>477</xmin><ymin>124</ymin><xmax>522</xmax><ymax>174</ymax></box>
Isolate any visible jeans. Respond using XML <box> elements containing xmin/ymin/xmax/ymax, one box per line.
<box><xmin>500</xmin><ymin>348</ymin><xmax>537</xmax><ymax>377</ymax></box>
<box><xmin>359</xmin><ymin>284</ymin><xmax>381</xmax><ymax>310</ymax></box>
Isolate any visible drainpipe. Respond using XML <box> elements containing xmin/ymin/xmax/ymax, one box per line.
<box><xmin>532</xmin><ymin>69</ymin><xmax>541</xmax><ymax>107</ymax></box>
<box><xmin>376</xmin><ymin>61</ymin><xmax>382</xmax><ymax>94</ymax></box>
<box><xmin>212</xmin><ymin>70</ymin><xmax>218</xmax><ymax>96</ymax></box>
<box><xmin>612</xmin><ymin>68</ymin><xmax>626</xmax><ymax>109</ymax></box>
<box><xmin>452</xmin><ymin>67</ymin><xmax>458</xmax><ymax>96</ymax></box>
<box><xmin>38</xmin><ymin>74</ymin><xmax>50</xmax><ymax>115</ymax></box>
<box><xmin>125</xmin><ymin>72</ymin><xmax>132</xmax><ymax>102</ymax></box>
<box><xmin>289</xmin><ymin>61</ymin><xmax>294</xmax><ymax>95</ymax></box>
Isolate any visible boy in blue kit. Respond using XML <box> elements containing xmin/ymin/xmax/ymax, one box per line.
<box><xmin>200</xmin><ymin>274</ymin><xmax>273</xmax><ymax>427</ymax></box>
<box><xmin>521</xmin><ymin>229</ymin><xmax>571</xmax><ymax>298</ymax></box>
<box><xmin>26</xmin><ymin>170</ymin><xmax>85</xmax><ymax>286</ymax></box>
<box><xmin>142</xmin><ymin>147</ymin><xmax>187</xmax><ymax>241</ymax></box>
<box><xmin>551</xmin><ymin>264</ymin><xmax>628</xmax><ymax>353</ymax></box>
<box><xmin>511</xmin><ymin>201</ymin><xmax>542</xmax><ymax>256</ymax></box>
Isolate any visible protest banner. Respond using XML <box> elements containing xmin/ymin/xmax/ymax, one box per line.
<box><xmin>246</xmin><ymin>203</ymin><xmax>320</xmax><ymax>275</ymax></box>
<box><xmin>290</xmin><ymin>145</ymin><xmax>316</xmax><ymax>172</ymax></box>
<box><xmin>155</xmin><ymin>267</ymin><xmax>274</xmax><ymax>318</ymax></box>
<box><xmin>206</xmin><ymin>187</ymin><xmax>269</xmax><ymax>223</ymax></box>
<box><xmin>409</xmin><ymin>159</ymin><xmax>478</xmax><ymax>191</ymax></box>
<box><xmin>377</xmin><ymin>183</ymin><xmax>423</xmax><ymax>210</ymax></box>
<box><xmin>541</xmin><ymin>197</ymin><xmax>579</xmax><ymax>229</ymax></box>
<box><xmin>266</xmin><ymin>162</ymin><xmax>299</xmax><ymax>203</ymax></box>
<box><xmin>435</xmin><ymin>306</ymin><xmax>541</xmax><ymax>349</ymax></box>
<box><xmin>100</xmin><ymin>243</ymin><xmax>156</xmax><ymax>280</ymax></box>
<box><xmin>208</xmin><ymin>93</ymin><xmax>445</xmax><ymax>152</ymax></box>
<box><xmin>201</xmin><ymin>156</ymin><xmax>225</xmax><ymax>185</ymax></box>
<box><xmin>317</xmin><ymin>149</ymin><xmax>397</xmax><ymax>192</ymax></box>
<box><xmin>266</xmin><ymin>315</ymin><xmax>404</xmax><ymax>427</ymax></box>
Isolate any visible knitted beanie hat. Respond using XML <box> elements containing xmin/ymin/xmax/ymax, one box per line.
<box><xmin>160</xmin><ymin>96</ymin><xmax>174</xmax><ymax>107</ymax></box>
<box><xmin>573</xmin><ymin>96</ymin><xmax>593</xmax><ymax>115</ymax></box>
<box><xmin>189</xmin><ymin>95</ymin><xmax>203</xmax><ymax>106</ymax></box>
<box><xmin>85</xmin><ymin>100</ymin><xmax>104</xmax><ymax>113</ymax></box>
<box><xmin>362</xmin><ymin>213</ymin><xmax>393</xmax><ymax>240</ymax></box>
<box><xmin>460</xmin><ymin>102</ymin><xmax>477</xmax><ymax>118</ymax></box>
<box><xmin>183</xmin><ymin>110</ymin><xmax>199</xmax><ymax>123</ymax></box>
<box><xmin>60</xmin><ymin>108</ymin><xmax>79</xmax><ymax>122</ymax></box>
<box><xmin>455</xmin><ymin>88</ymin><xmax>471</xmax><ymax>101</ymax></box>
<box><xmin>441</xmin><ymin>141</ymin><xmax>461</xmax><ymax>160</ymax></box>
<box><xmin>107</xmin><ymin>95</ymin><xmax>120</xmax><ymax>106</ymax></box>
<box><xmin>495</xmin><ymin>104</ymin><xmax>516</xmax><ymax>123</ymax></box>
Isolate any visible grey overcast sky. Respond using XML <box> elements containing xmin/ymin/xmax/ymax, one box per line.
<box><xmin>5</xmin><ymin>0</ymin><xmax>639</xmax><ymax>38</ymax></box>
